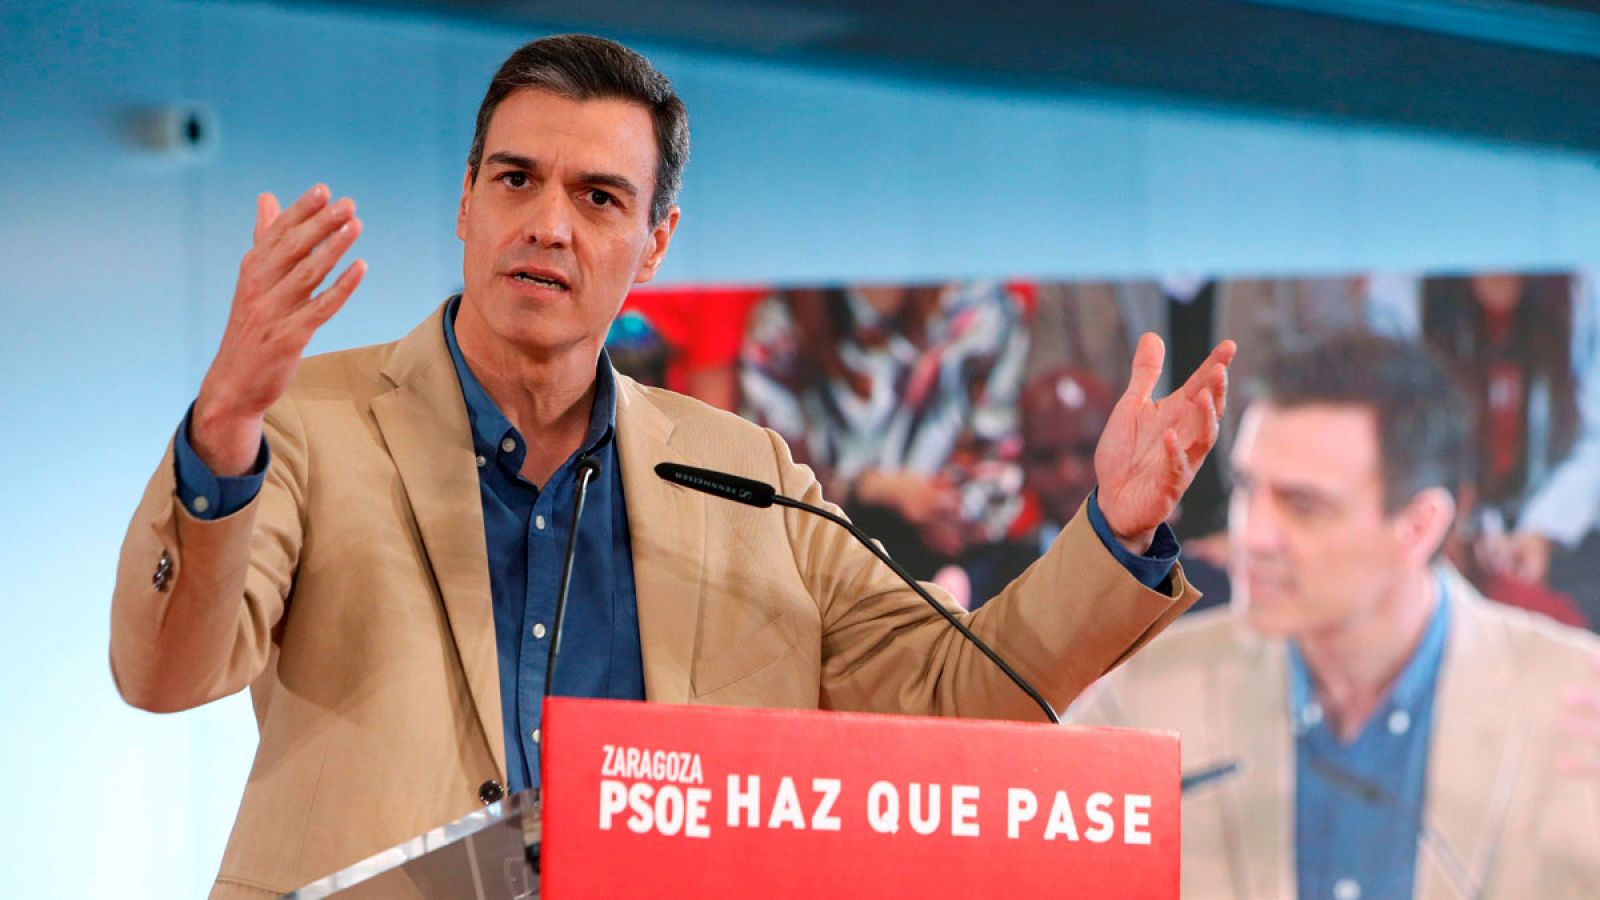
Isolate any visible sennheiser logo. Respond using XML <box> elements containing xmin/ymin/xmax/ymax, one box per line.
<box><xmin>674</xmin><ymin>470</ymin><xmax>752</xmax><ymax>502</ymax></box>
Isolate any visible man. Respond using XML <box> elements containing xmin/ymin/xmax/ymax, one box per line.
<box><xmin>1020</xmin><ymin>366</ymin><xmax>1117</xmax><ymax>542</ymax></box>
<box><xmin>962</xmin><ymin>366</ymin><xmax>1118</xmax><ymax>609</ymax></box>
<box><xmin>1068</xmin><ymin>332</ymin><xmax>1600</xmax><ymax>898</ymax></box>
<box><xmin>110</xmin><ymin>35</ymin><xmax>1233</xmax><ymax>897</ymax></box>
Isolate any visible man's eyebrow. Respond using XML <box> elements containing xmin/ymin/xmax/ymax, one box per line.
<box><xmin>482</xmin><ymin>152</ymin><xmax>640</xmax><ymax>199</ymax></box>
<box><xmin>484</xmin><ymin>151</ymin><xmax>537</xmax><ymax>170</ymax></box>
<box><xmin>1274</xmin><ymin>483</ymin><xmax>1340</xmax><ymax>509</ymax></box>
<box><xmin>1234</xmin><ymin>468</ymin><xmax>1339</xmax><ymax>508</ymax></box>
<box><xmin>578</xmin><ymin>172</ymin><xmax>640</xmax><ymax>198</ymax></box>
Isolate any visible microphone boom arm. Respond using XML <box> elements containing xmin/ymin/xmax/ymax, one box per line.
<box><xmin>769</xmin><ymin>493</ymin><xmax>1062</xmax><ymax>725</ymax></box>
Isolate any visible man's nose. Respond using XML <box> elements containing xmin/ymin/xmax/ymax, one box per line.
<box><xmin>521</xmin><ymin>185</ymin><xmax>573</xmax><ymax>247</ymax></box>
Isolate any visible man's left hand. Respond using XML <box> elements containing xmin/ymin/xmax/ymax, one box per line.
<box><xmin>1095</xmin><ymin>333</ymin><xmax>1236</xmax><ymax>555</ymax></box>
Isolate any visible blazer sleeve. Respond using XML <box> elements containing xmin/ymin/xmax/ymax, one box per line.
<box><xmin>765</xmin><ymin>427</ymin><xmax>1200</xmax><ymax>722</ymax></box>
<box><xmin>109</xmin><ymin>395</ymin><xmax>308</xmax><ymax>713</ymax></box>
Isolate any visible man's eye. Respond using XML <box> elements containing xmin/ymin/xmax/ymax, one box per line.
<box><xmin>1283</xmin><ymin>495</ymin><xmax>1325</xmax><ymax>518</ymax></box>
<box><xmin>586</xmin><ymin>189</ymin><xmax>615</xmax><ymax>207</ymax></box>
<box><xmin>500</xmin><ymin>172</ymin><xmax>529</xmax><ymax>188</ymax></box>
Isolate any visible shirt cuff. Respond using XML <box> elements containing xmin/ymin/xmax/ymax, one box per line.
<box><xmin>173</xmin><ymin>403</ymin><xmax>269</xmax><ymax>520</ymax></box>
<box><xmin>1086</xmin><ymin>488</ymin><xmax>1180</xmax><ymax>591</ymax></box>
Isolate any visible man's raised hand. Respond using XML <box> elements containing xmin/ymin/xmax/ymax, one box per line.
<box><xmin>1094</xmin><ymin>333</ymin><xmax>1237</xmax><ymax>554</ymax></box>
<box><xmin>191</xmin><ymin>185</ymin><xmax>366</xmax><ymax>475</ymax></box>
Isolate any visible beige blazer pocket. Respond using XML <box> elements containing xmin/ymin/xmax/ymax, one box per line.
<box><xmin>691</xmin><ymin>610</ymin><xmax>800</xmax><ymax>700</ymax></box>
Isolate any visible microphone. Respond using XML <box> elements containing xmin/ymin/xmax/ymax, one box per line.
<box><xmin>1304</xmin><ymin>754</ymin><xmax>1483</xmax><ymax>898</ymax></box>
<box><xmin>1176</xmin><ymin>756</ymin><xmax>1479</xmax><ymax>897</ymax></box>
<box><xmin>1180</xmin><ymin>760</ymin><xmax>1240</xmax><ymax>793</ymax></box>
<box><xmin>655</xmin><ymin>462</ymin><xmax>1062</xmax><ymax>724</ymax></box>
<box><xmin>544</xmin><ymin>456</ymin><xmax>604</xmax><ymax>701</ymax></box>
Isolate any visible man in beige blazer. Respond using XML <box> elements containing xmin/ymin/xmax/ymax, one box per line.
<box><xmin>111</xmin><ymin>36</ymin><xmax>1234</xmax><ymax>897</ymax></box>
<box><xmin>1069</xmin><ymin>332</ymin><xmax>1600</xmax><ymax>898</ymax></box>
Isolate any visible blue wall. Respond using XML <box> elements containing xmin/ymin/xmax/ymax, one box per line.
<box><xmin>3</xmin><ymin>0</ymin><xmax>1598</xmax><ymax>895</ymax></box>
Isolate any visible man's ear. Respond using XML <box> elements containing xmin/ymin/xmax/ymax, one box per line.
<box><xmin>455</xmin><ymin>168</ymin><xmax>473</xmax><ymax>241</ymax></box>
<box><xmin>1396</xmin><ymin>486</ymin><xmax>1457</xmax><ymax>566</ymax></box>
<box><xmin>633</xmin><ymin>206</ymin><xmax>680</xmax><ymax>285</ymax></box>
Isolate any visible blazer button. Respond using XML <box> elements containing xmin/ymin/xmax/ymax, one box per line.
<box><xmin>152</xmin><ymin>550</ymin><xmax>173</xmax><ymax>592</ymax></box>
<box><xmin>479</xmin><ymin>779</ymin><xmax>505</xmax><ymax>805</ymax></box>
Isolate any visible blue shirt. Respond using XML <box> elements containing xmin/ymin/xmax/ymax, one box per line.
<box><xmin>442</xmin><ymin>299</ymin><xmax>645</xmax><ymax>793</ymax></box>
<box><xmin>1086</xmin><ymin>491</ymin><xmax>1179</xmax><ymax>591</ymax></box>
<box><xmin>1290</xmin><ymin>582</ymin><xmax>1451</xmax><ymax>900</ymax></box>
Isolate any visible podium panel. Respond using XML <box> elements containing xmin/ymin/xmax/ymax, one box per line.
<box><xmin>541</xmin><ymin>698</ymin><xmax>1179</xmax><ymax>898</ymax></box>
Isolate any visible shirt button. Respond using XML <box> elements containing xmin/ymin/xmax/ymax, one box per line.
<box><xmin>532</xmin><ymin>728</ymin><xmax>541</xmax><ymax>743</ymax></box>
<box><xmin>533</xmin><ymin>623</ymin><xmax>547</xmax><ymax>639</ymax></box>
<box><xmin>1388</xmin><ymin>709</ymin><xmax>1412</xmax><ymax>735</ymax></box>
<box><xmin>192</xmin><ymin>495</ymin><xmax>210</xmax><ymax>514</ymax></box>
<box><xmin>535</xmin><ymin>514</ymin><xmax>546</xmax><ymax>531</ymax></box>
<box><xmin>501</xmin><ymin>437</ymin><xmax>517</xmax><ymax>454</ymax></box>
<box><xmin>475</xmin><ymin>454</ymin><xmax>487</xmax><ymax>468</ymax></box>
<box><xmin>1333</xmin><ymin>877</ymin><xmax>1361</xmax><ymax>900</ymax></box>
<box><xmin>1299</xmin><ymin>702</ymin><xmax>1324</xmax><ymax>731</ymax></box>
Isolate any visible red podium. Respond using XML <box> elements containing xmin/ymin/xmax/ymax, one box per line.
<box><xmin>542</xmin><ymin>698</ymin><xmax>1178</xmax><ymax>898</ymax></box>
<box><xmin>290</xmin><ymin>699</ymin><xmax>1179</xmax><ymax>898</ymax></box>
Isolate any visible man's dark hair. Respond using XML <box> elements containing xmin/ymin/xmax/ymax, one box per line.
<box><xmin>466</xmin><ymin>34</ymin><xmax>689</xmax><ymax>227</ymax></box>
<box><xmin>1251</xmin><ymin>331</ymin><xmax>1475</xmax><ymax>514</ymax></box>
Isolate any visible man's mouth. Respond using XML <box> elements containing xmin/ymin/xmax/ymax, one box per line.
<box><xmin>510</xmin><ymin>271</ymin><xmax>569</xmax><ymax>291</ymax></box>
<box><xmin>1241</xmin><ymin>569</ymin><xmax>1294</xmax><ymax>595</ymax></box>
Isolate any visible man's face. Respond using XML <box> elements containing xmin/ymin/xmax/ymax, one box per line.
<box><xmin>456</xmin><ymin>88</ymin><xmax>678</xmax><ymax>358</ymax></box>
<box><xmin>1022</xmin><ymin>373</ymin><xmax>1111</xmax><ymax>523</ymax></box>
<box><xmin>1228</xmin><ymin>403</ymin><xmax>1419</xmax><ymax>637</ymax></box>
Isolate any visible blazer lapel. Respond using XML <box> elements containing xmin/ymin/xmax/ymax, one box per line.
<box><xmin>1416</xmin><ymin>570</ymin><xmax>1523</xmax><ymax>899</ymax></box>
<box><xmin>614</xmin><ymin>376</ymin><xmax>706</xmax><ymax>704</ymax></box>
<box><xmin>370</xmin><ymin>306</ymin><xmax>506</xmax><ymax>780</ymax></box>
<box><xmin>1217</xmin><ymin>623</ymin><xmax>1297</xmax><ymax>900</ymax></box>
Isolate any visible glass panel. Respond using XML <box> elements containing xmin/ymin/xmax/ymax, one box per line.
<box><xmin>285</xmin><ymin>789</ymin><xmax>541</xmax><ymax>899</ymax></box>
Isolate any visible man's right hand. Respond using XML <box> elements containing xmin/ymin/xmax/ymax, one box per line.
<box><xmin>192</xmin><ymin>185</ymin><xmax>366</xmax><ymax>476</ymax></box>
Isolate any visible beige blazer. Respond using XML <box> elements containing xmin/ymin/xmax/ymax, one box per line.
<box><xmin>110</xmin><ymin>304</ymin><xmax>1199</xmax><ymax>898</ymax></box>
<box><xmin>1068</xmin><ymin>569</ymin><xmax>1600</xmax><ymax>898</ymax></box>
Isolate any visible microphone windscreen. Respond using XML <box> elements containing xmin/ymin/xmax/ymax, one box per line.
<box><xmin>654</xmin><ymin>462</ymin><xmax>777</xmax><ymax>508</ymax></box>
<box><xmin>578</xmin><ymin>456</ymin><xmax>603</xmax><ymax>480</ymax></box>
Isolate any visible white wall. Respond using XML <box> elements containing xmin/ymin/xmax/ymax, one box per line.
<box><xmin>2</xmin><ymin>0</ymin><xmax>1596</xmax><ymax>895</ymax></box>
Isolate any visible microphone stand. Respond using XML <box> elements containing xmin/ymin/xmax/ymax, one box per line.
<box><xmin>655</xmin><ymin>461</ymin><xmax>1060</xmax><ymax>724</ymax></box>
<box><xmin>544</xmin><ymin>456</ymin><xmax>603</xmax><ymax>701</ymax></box>
<box><xmin>769</xmin><ymin>492</ymin><xmax>1062</xmax><ymax>724</ymax></box>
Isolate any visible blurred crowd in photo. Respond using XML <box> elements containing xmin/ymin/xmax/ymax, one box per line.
<box><xmin>608</xmin><ymin>271</ymin><xmax>1600</xmax><ymax>629</ymax></box>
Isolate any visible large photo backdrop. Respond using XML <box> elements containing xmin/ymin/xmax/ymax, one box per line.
<box><xmin>613</xmin><ymin>273</ymin><xmax>1600</xmax><ymax>629</ymax></box>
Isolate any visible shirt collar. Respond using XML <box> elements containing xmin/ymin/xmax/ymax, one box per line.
<box><xmin>1288</xmin><ymin>575</ymin><xmax>1452</xmax><ymax>736</ymax></box>
<box><xmin>1385</xmin><ymin>576</ymin><xmax>1451</xmax><ymax>714</ymax></box>
<box><xmin>442</xmin><ymin>295</ymin><xmax>618</xmax><ymax>463</ymax></box>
